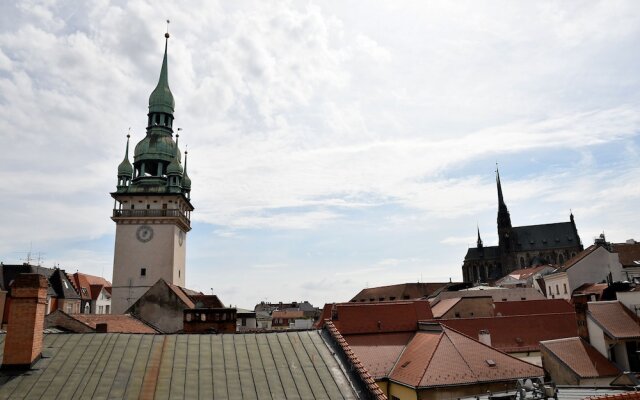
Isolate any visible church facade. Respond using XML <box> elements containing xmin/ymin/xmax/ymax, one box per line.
<box><xmin>110</xmin><ymin>32</ymin><xmax>193</xmax><ymax>314</ymax></box>
<box><xmin>462</xmin><ymin>170</ymin><xmax>582</xmax><ymax>283</ymax></box>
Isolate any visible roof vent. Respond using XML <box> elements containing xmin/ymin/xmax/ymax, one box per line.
<box><xmin>485</xmin><ymin>359</ymin><xmax>496</xmax><ymax>367</ymax></box>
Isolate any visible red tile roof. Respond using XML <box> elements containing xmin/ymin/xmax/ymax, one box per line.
<box><xmin>70</xmin><ymin>314</ymin><xmax>157</xmax><ymax>334</ymax></box>
<box><xmin>496</xmin><ymin>265</ymin><xmax>553</xmax><ymax>283</ymax></box>
<box><xmin>540</xmin><ymin>337</ymin><xmax>620</xmax><ymax>378</ymax></box>
<box><xmin>71</xmin><ymin>273</ymin><xmax>112</xmax><ymax>301</ymax></box>
<box><xmin>324</xmin><ymin>321</ymin><xmax>388</xmax><ymax>400</ymax></box>
<box><xmin>431</xmin><ymin>297</ymin><xmax>462</xmax><ymax>318</ymax></box>
<box><xmin>350</xmin><ymin>282</ymin><xmax>454</xmax><ymax>302</ymax></box>
<box><xmin>438</xmin><ymin>312</ymin><xmax>578</xmax><ymax>352</ymax></box>
<box><xmin>344</xmin><ymin>332</ymin><xmax>414</xmax><ymax>379</ymax></box>
<box><xmin>587</xmin><ymin>301</ymin><xmax>640</xmax><ymax>339</ymax></box>
<box><xmin>493</xmin><ymin>299</ymin><xmax>574</xmax><ymax>316</ymax></box>
<box><xmin>584</xmin><ymin>392</ymin><xmax>640</xmax><ymax>400</ymax></box>
<box><xmin>166</xmin><ymin>282</ymin><xmax>196</xmax><ymax>309</ymax></box>
<box><xmin>318</xmin><ymin>300</ymin><xmax>433</xmax><ymax>334</ymax></box>
<box><xmin>612</xmin><ymin>242</ymin><xmax>640</xmax><ymax>268</ymax></box>
<box><xmin>389</xmin><ymin>325</ymin><xmax>542</xmax><ymax>388</ymax></box>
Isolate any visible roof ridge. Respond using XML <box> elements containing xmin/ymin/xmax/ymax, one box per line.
<box><xmin>417</xmin><ymin>329</ymin><xmax>445</xmax><ymax>384</ymax></box>
<box><xmin>440</xmin><ymin>327</ymin><xmax>476</xmax><ymax>381</ymax></box>
<box><xmin>323</xmin><ymin>320</ymin><xmax>387</xmax><ymax>400</ymax></box>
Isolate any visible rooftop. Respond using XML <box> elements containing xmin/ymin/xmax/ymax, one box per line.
<box><xmin>388</xmin><ymin>325</ymin><xmax>542</xmax><ymax>388</ymax></box>
<box><xmin>350</xmin><ymin>282</ymin><xmax>457</xmax><ymax>302</ymax></box>
<box><xmin>587</xmin><ymin>301</ymin><xmax>640</xmax><ymax>339</ymax></box>
<box><xmin>70</xmin><ymin>314</ymin><xmax>157</xmax><ymax>334</ymax></box>
<box><xmin>438</xmin><ymin>312</ymin><xmax>579</xmax><ymax>353</ymax></box>
<box><xmin>540</xmin><ymin>337</ymin><xmax>620</xmax><ymax>378</ymax></box>
<box><xmin>612</xmin><ymin>241</ymin><xmax>640</xmax><ymax>268</ymax></box>
<box><xmin>0</xmin><ymin>331</ymin><xmax>361</xmax><ymax>399</ymax></box>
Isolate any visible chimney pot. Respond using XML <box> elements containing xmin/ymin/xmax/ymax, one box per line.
<box><xmin>2</xmin><ymin>274</ymin><xmax>48</xmax><ymax>370</ymax></box>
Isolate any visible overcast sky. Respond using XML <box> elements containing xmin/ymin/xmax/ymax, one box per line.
<box><xmin>1</xmin><ymin>1</ymin><xmax>639</xmax><ymax>308</ymax></box>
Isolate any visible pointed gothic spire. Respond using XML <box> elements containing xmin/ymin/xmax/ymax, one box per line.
<box><xmin>117</xmin><ymin>133</ymin><xmax>133</xmax><ymax>177</ymax></box>
<box><xmin>496</xmin><ymin>164</ymin><xmax>506</xmax><ymax>210</ymax></box>
<box><xmin>477</xmin><ymin>225</ymin><xmax>483</xmax><ymax>248</ymax></box>
<box><xmin>148</xmin><ymin>23</ymin><xmax>175</xmax><ymax>115</ymax></box>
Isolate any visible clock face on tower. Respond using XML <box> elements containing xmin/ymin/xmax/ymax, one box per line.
<box><xmin>136</xmin><ymin>225</ymin><xmax>154</xmax><ymax>243</ymax></box>
<box><xmin>178</xmin><ymin>230</ymin><xmax>184</xmax><ymax>246</ymax></box>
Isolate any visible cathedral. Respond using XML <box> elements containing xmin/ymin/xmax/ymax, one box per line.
<box><xmin>110</xmin><ymin>31</ymin><xmax>193</xmax><ymax>314</ymax></box>
<box><xmin>462</xmin><ymin>170</ymin><xmax>582</xmax><ymax>283</ymax></box>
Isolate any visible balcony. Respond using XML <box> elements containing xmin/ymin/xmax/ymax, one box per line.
<box><xmin>112</xmin><ymin>209</ymin><xmax>191</xmax><ymax>230</ymax></box>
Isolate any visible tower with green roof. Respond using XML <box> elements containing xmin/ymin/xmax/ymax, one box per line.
<box><xmin>111</xmin><ymin>30</ymin><xmax>194</xmax><ymax>314</ymax></box>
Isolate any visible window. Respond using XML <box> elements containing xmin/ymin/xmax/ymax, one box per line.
<box><xmin>186</xmin><ymin>313</ymin><xmax>192</xmax><ymax>322</ymax></box>
<box><xmin>141</xmin><ymin>268</ymin><xmax>146</xmax><ymax>277</ymax></box>
<box><xmin>81</xmin><ymin>288</ymin><xmax>88</xmax><ymax>296</ymax></box>
<box><xmin>242</xmin><ymin>318</ymin><xmax>247</xmax><ymax>326</ymax></box>
<box><xmin>146</xmin><ymin>204</ymin><xmax>150</xmax><ymax>209</ymax></box>
<box><xmin>84</xmin><ymin>304</ymin><xmax>90</xmax><ymax>314</ymax></box>
<box><xmin>556</xmin><ymin>285</ymin><xmax>560</xmax><ymax>295</ymax></box>
<box><xmin>548</xmin><ymin>286</ymin><xmax>552</xmax><ymax>296</ymax></box>
<box><xmin>98</xmin><ymin>305</ymin><xmax>104</xmax><ymax>314</ymax></box>
<box><xmin>201</xmin><ymin>314</ymin><xmax>206</xmax><ymax>322</ymax></box>
<box><xmin>563</xmin><ymin>283</ymin><xmax>568</xmax><ymax>294</ymax></box>
<box><xmin>105</xmin><ymin>305</ymin><xmax>110</xmax><ymax>314</ymax></box>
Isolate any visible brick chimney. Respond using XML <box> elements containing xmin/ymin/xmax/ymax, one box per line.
<box><xmin>2</xmin><ymin>274</ymin><xmax>49</xmax><ymax>370</ymax></box>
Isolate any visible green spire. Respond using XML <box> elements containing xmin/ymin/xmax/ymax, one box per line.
<box><xmin>182</xmin><ymin>150</ymin><xmax>191</xmax><ymax>190</ymax></box>
<box><xmin>148</xmin><ymin>32</ymin><xmax>175</xmax><ymax>114</ymax></box>
<box><xmin>117</xmin><ymin>134</ymin><xmax>133</xmax><ymax>177</ymax></box>
<box><xmin>166</xmin><ymin>134</ymin><xmax>183</xmax><ymax>175</ymax></box>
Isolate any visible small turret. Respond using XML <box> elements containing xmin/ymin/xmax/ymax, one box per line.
<box><xmin>182</xmin><ymin>150</ymin><xmax>191</xmax><ymax>198</ymax></box>
<box><xmin>117</xmin><ymin>134</ymin><xmax>133</xmax><ymax>190</ymax></box>
<box><xmin>166</xmin><ymin>134</ymin><xmax>183</xmax><ymax>190</ymax></box>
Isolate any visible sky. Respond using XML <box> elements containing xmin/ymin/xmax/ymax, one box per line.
<box><xmin>1</xmin><ymin>0</ymin><xmax>639</xmax><ymax>309</ymax></box>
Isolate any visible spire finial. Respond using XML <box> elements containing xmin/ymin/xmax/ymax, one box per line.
<box><xmin>165</xmin><ymin>19</ymin><xmax>170</xmax><ymax>39</ymax></box>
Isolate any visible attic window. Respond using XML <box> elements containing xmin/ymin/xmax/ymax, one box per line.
<box><xmin>81</xmin><ymin>288</ymin><xmax>88</xmax><ymax>295</ymax></box>
<box><xmin>401</xmin><ymin>361</ymin><xmax>411</xmax><ymax>368</ymax></box>
<box><xmin>485</xmin><ymin>359</ymin><xmax>496</xmax><ymax>367</ymax></box>
<box><xmin>63</xmin><ymin>281</ymin><xmax>69</xmax><ymax>289</ymax></box>
<box><xmin>379</xmin><ymin>297</ymin><xmax>385</xmax><ymax>301</ymax></box>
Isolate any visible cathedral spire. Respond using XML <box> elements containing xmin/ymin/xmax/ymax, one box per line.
<box><xmin>477</xmin><ymin>225</ymin><xmax>483</xmax><ymax>248</ymax></box>
<box><xmin>496</xmin><ymin>165</ymin><xmax>512</xmax><ymax>230</ymax></box>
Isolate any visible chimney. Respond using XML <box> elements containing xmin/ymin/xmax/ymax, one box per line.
<box><xmin>95</xmin><ymin>323</ymin><xmax>108</xmax><ymax>333</ymax></box>
<box><xmin>478</xmin><ymin>329</ymin><xmax>492</xmax><ymax>346</ymax></box>
<box><xmin>2</xmin><ymin>274</ymin><xmax>49</xmax><ymax>370</ymax></box>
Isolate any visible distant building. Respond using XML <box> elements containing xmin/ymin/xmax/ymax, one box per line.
<box><xmin>543</xmin><ymin>236</ymin><xmax>624</xmax><ymax>300</ymax></box>
<box><xmin>612</xmin><ymin>239</ymin><xmax>640</xmax><ymax>281</ymax></box>
<box><xmin>463</xmin><ymin>169</ymin><xmax>583</xmax><ymax>283</ymax></box>
<box><xmin>236</xmin><ymin>308</ymin><xmax>258</xmax><ymax>331</ymax></box>
<box><xmin>69</xmin><ymin>272</ymin><xmax>112</xmax><ymax>314</ymax></box>
<box><xmin>495</xmin><ymin>264</ymin><xmax>556</xmax><ymax>288</ymax></box>
<box><xmin>349</xmin><ymin>282</ymin><xmax>466</xmax><ymax>302</ymax></box>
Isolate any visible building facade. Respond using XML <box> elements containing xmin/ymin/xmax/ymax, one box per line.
<box><xmin>462</xmin><ymin>169</ymin><xmax>583</xmax><ymax>283</ymax></box>
<box><xmin>110</xmin><ymin>33</ymin><xmax>193</xmax><ymax>314</ymax></box>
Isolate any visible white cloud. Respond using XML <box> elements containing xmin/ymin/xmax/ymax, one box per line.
<box><xmin>1</xmin><ymin>0</ymin><xmax>640</xmax><ymax>307</ymax></box>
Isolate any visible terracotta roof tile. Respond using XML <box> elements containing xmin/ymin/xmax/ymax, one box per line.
<box><xmin>496</xmin><ymin>265</ymin><xmax>553</xmax><ymax>283</ymax></box>
<box><xmin>493</xmin><ymin>299</ymin><xmax>574</xmax><ymax>316</ymax></box>
<box><xmin>439</xmin><ymin>312</ymin><xmax>578</xmax><ymax>352</ymax></box>
<box><xmin>166</xmin><ymin>282</ymin><xmax>196</xmax><ymax>308</ymax></box>
<box><xmin>344</xmin><ymin>332</ymin><xmax>414</xmax><ymax>379</ymax></box>
<box><xmin>612</xmin><ymin>242</ymin><xmax>640</xmax><ymax>268</ymax></box>
<box><xmin>585</xmin><ymin>392</ymin><xmax>640</xmax><ymax>400</ymax></box>
<box><xmin>70</xmin><ymin>314</ymin><xmax>158</xmax><ymax>333</ymax></box>
<box><xmin>388</xmin><ymin>325</ymin><xmax>542</xmax><ymax>388</ymax></box>
<box><xmin>318</xmin><ymin>300</ymin><xmax>433</xmax><ymax>334</ymax></box>
<box><xmin>540</xmin><ymin>337</ymin><xmax>620</xmax><ymax>378</ymax></box>
<box><xmin>350</xmin><ymin>282</ymin><xmax>454</xmax><ymax>302</ymax></box>
<box><xmin>431</xmin><ymin>298</ymin><xmax>462</xmax><ymax>318</ymax></box>
<box><xmin>587</xmin><ymin>301</ymin><xmax>640</xmax><ymax>339</ymax></box>
<box><xmin>324</xmin><ymin>321</ymin><xmax>388</xmax><ymax>400</ymax></box>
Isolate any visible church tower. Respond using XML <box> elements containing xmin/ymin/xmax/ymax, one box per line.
<box><xmin>110</xmin><ymin>31</ymin><xmax>193</xmax><ymax>314</ymax></box>
<box><xmin>496</xmin><ymin>167</ymin><xmax>516</xmax><ymax>275</ymax></box>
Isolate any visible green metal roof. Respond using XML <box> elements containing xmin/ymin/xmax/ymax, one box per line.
<box><xmin>148</xmin><ymin>37</ymin><xmax>175</xmax><ymax>114</ymax></box>
<box><xmin>0</xmin><ymin>332</ymin><xmax>358</xmax><ymax>399</ymax></box>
